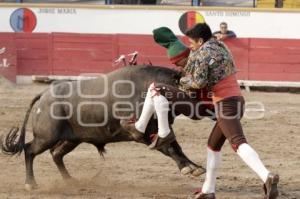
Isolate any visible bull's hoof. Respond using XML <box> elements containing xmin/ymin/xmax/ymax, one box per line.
<box><xmin>191</xmin><ymin>167</ymin><xmax>206</xmax><ymax>177</ymax></box>
<box><xmin>25</xmin><ymin>183</ymin><xmax>38</xmax><ymax>191</ymax></box>
<box><xmin>181</xmin><ymin>166</ymin><xmax>193</xmax><ymax>175</ymax></box>
<box><xmin>181</xmin><ymin>165</ymin><xmax>206</xmax><ymax>177</ymax></box>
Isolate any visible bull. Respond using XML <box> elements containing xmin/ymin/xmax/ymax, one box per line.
<box><xmin>1</xmin><ymin>65</ymin><xmax>205</xmax><ymax>190</ymax></box>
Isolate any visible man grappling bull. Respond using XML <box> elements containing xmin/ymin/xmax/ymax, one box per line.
<box><xmin>121</xmin><ymin>23</ymin><xmax>279</xmax><ymax>199</ymax></box>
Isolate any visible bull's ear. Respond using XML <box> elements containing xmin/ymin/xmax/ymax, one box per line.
<box><xmin>171</xmin><ymin>74</ymin><xmax>181</xmax><ymax>86</ymax></box>
<box><xmin>172</xmin><ymin>71</ymin><xmax>183</xmax><ymax>81</ymax></box>
<box><xmin>178</xmin><ymin>71</ymin><xmax>184</xmax><ymax>77</ymax></box>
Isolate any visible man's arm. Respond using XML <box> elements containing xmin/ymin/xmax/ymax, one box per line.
<box><xmin>180</xmin><ymin>51</ymin><xmax>209</xmax><ymax>90</ymax></box>
<box><xmin>226</xmin><ymin>30</ymin><xmax>236</xmax><ymax>38</ymax></box>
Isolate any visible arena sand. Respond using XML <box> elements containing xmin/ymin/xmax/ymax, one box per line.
<box><xmin>0</xmin><ymin>83</ymin><xmax>299</xmax><ymax>199</ymax></box>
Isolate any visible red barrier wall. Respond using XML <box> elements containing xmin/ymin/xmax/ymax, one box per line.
<box><xmin>15</xmin><ymin>33</ymin><xmax>50</xmax><ymax>76</ymax></box>
<box><xmin>248</xmin><ymin>39</ymin><xmax>300</xmax><ymax>81</ymax></box>
<box><xmin>1</xmin><ymin>32</ymin><xmax>300</xmax><ymax>82</ymax></box>
<box><xmin>52</xmin><ymin>33</ymin><xmax>118</xmax><ymax>75</ymax></box>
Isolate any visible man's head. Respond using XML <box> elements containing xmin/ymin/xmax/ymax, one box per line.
<box><xmin>153</xmin><ymin>27</ymin><xmax>190</xmax><ymax>67</ymax></box>
<box><xmin>185</xmin><ymin>23</ymin><xmax>212</xmax><ymax>51</ymax></box>
<box><xmin>220</xmin><ymin>22</ymin><xmax>228</xmax><ymax>34</ymax></box>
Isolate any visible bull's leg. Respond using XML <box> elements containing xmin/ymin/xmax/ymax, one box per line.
<box><xmin>145</xmin><ymin>120</ymin><xmax>205</xmax><ymax>177</ymax></box>
<box><xmin>164</xmin><ymin>140</ymin><xmax>206</xmax><ymax>177</ymax></box>
<box><xmin>24</xmin><ymin>139</ymin><xmax>55</xmax><ymax>191</ymax></box>
<box><xmin>50</xmin><ymin>140</ymin><xmax>80</xmax><ymax>180</ymax></box>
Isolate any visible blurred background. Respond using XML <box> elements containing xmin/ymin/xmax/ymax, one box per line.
<box><xmin>1</xmin><ymin>0</ymin><xmax>298</xmax><ymax>8</ymax></box>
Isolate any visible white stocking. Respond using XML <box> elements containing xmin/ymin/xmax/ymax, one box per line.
<box><xmin>135</xmin><ymin>83</ymin><xmax>171</xmax><ymax>138</ymax></box>
<box><xmin>135</xmin><ymin>87</ymin><xmax>155</xmax><ymax>133</ymax></box>
<box><xmin>153</xmin><ymin>95</ymin><xmax>170</xmax><ymax>138</ymax></box>
<box><xmin>237</xmin><ymin>143</ymin><xmax>270</xmax><ymax>183</ymax></box>
<box><xmin>202</xmin><ymin>148</ymin><xmax>221</xmax><ymax>194</ymax></box>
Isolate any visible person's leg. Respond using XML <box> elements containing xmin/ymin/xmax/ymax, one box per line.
<box><xmin>153</xmin><ymin>95</ymin><xmax>170</xmax><ymax>138</ymax></box>
<box><xmin>216</xmin><ymin>96</ymin><xmax>278</xmax><ymax>198</ymax></box>
<box><xmin>135</xmin><ymin>83</ymin><xmax>171</xmax><ymax>137</ymax></box>
<box><xmin>220</xmin><ymin>116</ymin><xmax>271</xmax><ymax>183</ymax></box>
<box><xmin>237</xmin><ymin>143</ymin><xmax>270</xmax><ymax>182</ymax></box>
<box><xmin>202</xmin><ymin>123</ymin><xmax>224</xmax><ymax>194</ymax></box>
<box><xmin>216</xmin><ymin>97</ymin><xmax>270</xmax><ymax>182</ymax></box>
<box><xmin>121</xmin><ymin>83</ymin><xmax>174</xmax><ymax>146</ymax></box>
<box><xmin>134</xmin><ymin>82</ymin><xmax>196</xmax><ymax>137</ymax></box>
<box><xmin>134</xmin><ymin>85</ymin><xmax>156</xmax><ymax>133</ymax></box>
<box><xmin>191</xmin><ymin>123</ymin><xmax>224</xmax><ymax>199</ymax></box>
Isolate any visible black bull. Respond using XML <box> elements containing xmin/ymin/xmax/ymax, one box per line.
<box><xmin>1</xmin><ymin>65</ymin><xmax>206</xmax><ymax>190</ymax></box>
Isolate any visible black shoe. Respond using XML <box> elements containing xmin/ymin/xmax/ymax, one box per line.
<box><xmin>263</xmin><ymin>173</ymin><xmax>279</xmax><ymax>199</ymax></box>
<box><xmin>120</xmin><ymin>119</ymin><xmax>144</xmax><ymax>141</ymax></box>
<box><xmin>148</xmin><ymin>131</ymin><xmax>175</xmax><ymax>150</ymax></box>
<box><xmin>188</xmin><ymin>188</ymin><xmax>216</xmax><ymax>199</ymax></box>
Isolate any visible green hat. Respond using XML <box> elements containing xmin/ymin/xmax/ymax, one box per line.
<box><xmin>153</xmin><ymin>27</ymin><xmax>190</xmax><ymax>64</ymax></box>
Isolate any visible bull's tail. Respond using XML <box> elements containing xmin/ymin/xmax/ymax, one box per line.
<box><xmin>1</xmin><ymin>93</ymin><xmax>42</xmax><ymax>155</ymax></box>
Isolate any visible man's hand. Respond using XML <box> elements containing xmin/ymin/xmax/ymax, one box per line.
<box><xmin>214</xmin><ymin>33</ymin><xmax>222</xmax><ymax>40</ymax></box>
<box><xmin>179</xmin><ymin>76</ymin><xmax>199</xmax><ymax>97</ymax></box>
<box><xmin>180</xmin><ymin>76</ymin><xmax>193</xmax><ymax>88</ymax></box>
<box><xmin>215</xmin><ymin>33</ymin><xmax>228</xmax><ymax>41</ymax></box>
<box><xmin>179</xmin><ymin>75</ymin><xmax>196</xmax><ymax>95</ymax></box>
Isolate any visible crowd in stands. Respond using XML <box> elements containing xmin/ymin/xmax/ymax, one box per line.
<box><xmin>213</xmin><ymin>22</ymin><xmax>236</xmax><ymax>41</ymax></box>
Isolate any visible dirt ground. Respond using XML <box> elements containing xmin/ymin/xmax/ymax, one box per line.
<box><xmin>0</xmin><ymin>80</ymin><xmax>299</xmax><ymax>199</ymax></box>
